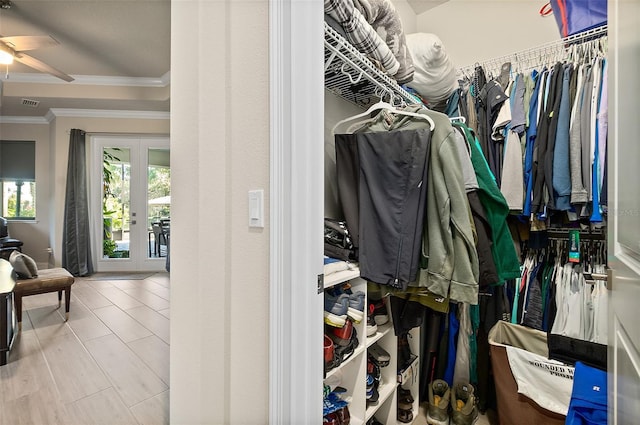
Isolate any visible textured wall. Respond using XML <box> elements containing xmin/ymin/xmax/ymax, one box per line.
<box><xmin>170</xmin><ymin>0</ymin><xmax>270</xmax><ymax>423</ymax></box>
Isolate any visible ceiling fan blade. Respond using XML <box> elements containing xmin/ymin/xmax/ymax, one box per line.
<box><xmin>14</xmin><ymin>52</ymin><xmax>74</xmax><ymax>82</ymax></box>
<box><xmin>0</xmin><ymin>35</ymin><xmax>60</xmax><ymax>51</ymax></box>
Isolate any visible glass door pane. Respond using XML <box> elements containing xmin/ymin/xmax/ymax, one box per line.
<box><xmin>147</xmin><ymin>148</ymin><xmax>171</xmax><ymax>259</ymax></box>
<box><xmin>94</xmin><ymin>136</ymin><xmax>169</xmax><ymax>272</ymax></box>
<box><xmin>102</xmin><ymin>147</ymin><xmax>131</xmax><ymax>259</ymax></box>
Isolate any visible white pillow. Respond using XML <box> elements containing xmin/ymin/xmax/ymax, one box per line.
<box><xmin>405</xmin><ymin>33</ymin><xmax>459</xmax><ymax>105</ymax></box>
<box><xmin>9</xmin><ymin>250</ymin><xmax>38</xmax><ymax>279</ymax></box>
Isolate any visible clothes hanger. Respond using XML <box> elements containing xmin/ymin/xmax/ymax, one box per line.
<box><xmin>331</xmin><ymin>88</ymin><xmax>435</xmax><ymax>136</ymax></box>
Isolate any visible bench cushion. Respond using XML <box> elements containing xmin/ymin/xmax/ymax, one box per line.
<box><xmin>15</xmin><ymin>268</ymin><xmax>74</xmax><ymax>294</ymax></box>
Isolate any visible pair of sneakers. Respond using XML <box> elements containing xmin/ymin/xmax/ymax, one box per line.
<box><xmin>426</xmin><ymin>380</ymin><xmax>478</xmax><ymax>425</ymax></box>
<box><xmin>325</xmin><ymin>290</ymin><xmax>365</xmax><ymax>327</ymax></box>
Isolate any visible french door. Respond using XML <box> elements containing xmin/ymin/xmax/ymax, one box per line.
<box><xmin>91</xmin><ymin>135</ymin><xmax>170</xmax><ymax>272</ymax></box>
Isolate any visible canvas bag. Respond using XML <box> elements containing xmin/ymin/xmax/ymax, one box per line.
<box><xmin>540</xmin><ymin>0</ymin><xmax>607</xmax><ymax>38</ymax></box>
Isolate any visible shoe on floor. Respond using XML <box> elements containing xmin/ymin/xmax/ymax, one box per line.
<box><xmin>426</xmin><ymin>379</ymin><xmax>451</xmax><ymax>425</ymax></box>
<box><xmin>450</xmin><ymin>383</ymin><xmax>478</xmax><ymax>425</ymax></box>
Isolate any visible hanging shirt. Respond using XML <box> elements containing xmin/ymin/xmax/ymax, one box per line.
<box><xmin>455</xmin><ymin>123</ymin><xmax>521</xmax><ymax>282</ymax></box>
<box><xmin>590</xmin><ymin>58</ymin><xmax>604</xmax><ymax>222</ymax></box>
<box><xmin>569</xmin><ymin>64</ymin><xmax>588</xmax><ymax>204</ymax></box>
<box><xmin>552</xmin><ymin>64</ymin><xmax>573</xmax><ymax>211</ymax></box>
<box><xmin>501</xmin><ymin>130</ymin><xmax>525</xmax><ymax>210</ymax></box>
<box><xmin>510</xmin><ymin>74</ymin><xmax>527</xmax><ymax>135</ymax></box>
<box><xmin>543</xmin><ymin>62</ymin><xmax>566</xmax><ymax>212</ymax></box>
<box><xmin>533</xmin><ymin>63</ymin><xmax>563</xmax><ymax>215</ymax></box>
<box><xmin>596</xmin><ymin>59</ymin><xmax>608</xmax><ymax>197</ymax></box>
<box><xmin>579</xmin><ymin>64</ymin><xmax>594</xmax><ymax>216</ymax></box>
<box><xmin>478</xmin><ymin>80</ymin><xmax>509</xmax><ymax>183</ymax></box>
<box><xmin>523</xmin><ymin>70</ymin><xmax>542</xmax><ymax>218</ymax></box>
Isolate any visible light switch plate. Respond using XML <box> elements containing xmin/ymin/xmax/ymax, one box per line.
<box><xmin>248</xmin><ymin>189</ymin><xmax>264</xmax><ymax>228</ymax></box>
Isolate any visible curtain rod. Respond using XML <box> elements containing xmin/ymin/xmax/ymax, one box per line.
<box><xmin>458</xmin><ymin>25</ymin><xmax>608</xmax><ymax>76</ymax></box>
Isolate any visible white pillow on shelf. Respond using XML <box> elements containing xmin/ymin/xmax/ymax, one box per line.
<box><xmin>405</xmin><ymin>32</ymin><xmax>459</xmax><ymax>107</ymax></box>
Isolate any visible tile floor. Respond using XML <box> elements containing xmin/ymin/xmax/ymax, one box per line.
<box><xmin>0</xmin><ymin>273</ymin><xmax>170</xmax><ymax>425</ymax></box>
<box><xmin>2</xmin><ymin>272</ymin><xmax>494</xmax><ymax>425</ymax></box>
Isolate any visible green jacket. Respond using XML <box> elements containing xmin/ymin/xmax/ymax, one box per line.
<box><xmin>454</xmin><ymin>123</ymin><xmax>521</xmax><ymax>282</ymax></box>
<box><xmin>354</xmin><ymin>107</ymin><xmax>479</xmax><ymax>305</ymax></box>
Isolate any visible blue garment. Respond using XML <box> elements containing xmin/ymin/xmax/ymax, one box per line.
<box><xmin>553</xmin><ymin>64</ymin><xmax>573</xmax><ymax>211</ymax></box>
<box><xmin>565</xmin><ymin>362</ymin><xmax>607</xmax><ymax>425</ymax></box>
<box><xmin>444</xmin><ymin>89</ymin><xmax>461</xmax><ymax>118</ymax></box>
<box><xmin>443</xmin><ymin>304</ymin><xmax>460</xmax><ymax>386</ymax></box>
<box><xmin>523</xmin><ymin>70</ymin><xmax>542</xmax><ymax>217</ymax></box>
<box><xmin>469</xmin><ymin>304</ymin><xmax>479</xmax><ymax>384</ymax></box>
<box><xmin>591</xmin><ymin>59</ymin><xmax>604</xmax><ymax>222</ymax></box>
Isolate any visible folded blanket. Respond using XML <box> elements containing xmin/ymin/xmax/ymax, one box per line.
<box><xmin>353</xmin><ymin>0</ymin><xmax>414</xmax><ymax>84</ymax></box>
<box><xmin>325</xmin><ymin>0</ymin><xmax>400</xmax><ymax>77</ymax></box>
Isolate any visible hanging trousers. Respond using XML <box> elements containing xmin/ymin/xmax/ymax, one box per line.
<box><xmin>335</xmin><ymin>128</ymin><xmax>431</xmax><ymax>290</ymax></box>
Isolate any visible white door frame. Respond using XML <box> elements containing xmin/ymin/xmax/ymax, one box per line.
<box><xmin>90</xmin><ymin>135</ymin><xmax>170</xmax><ymax>272</ymax></box>
<box><xmin>608</xmin><ymin>0</ymin><xmax>640</xmax><ymax>422</ymax></box>
<box><xmin>269</xmin><ymin>0</ymin><xmax>324</xmax><ymax>423</ymax></box>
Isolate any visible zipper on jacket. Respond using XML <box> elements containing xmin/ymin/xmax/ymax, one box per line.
<box><xmin>393</xmin><ymin>237</ymin><xmax>404</xmax><ymax>288</ymax></box>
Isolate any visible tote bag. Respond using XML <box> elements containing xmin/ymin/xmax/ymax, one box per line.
<box><xmin>540</xmin><ymin>0</ymin><xmax>607</xmax><ymax>38</ymax></box>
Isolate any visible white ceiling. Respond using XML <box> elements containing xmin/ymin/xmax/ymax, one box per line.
<box><xmin>0</xmin><ymin>0</ymin><xmax>170</xmax><ymax>118</ymax></box>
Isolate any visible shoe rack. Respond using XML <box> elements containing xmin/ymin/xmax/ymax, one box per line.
<box><xmin>323</xmin><ymin>265</ymin><xmax>421</xmax><ymax>424</ymax></box>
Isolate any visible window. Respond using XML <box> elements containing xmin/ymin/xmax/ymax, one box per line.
<box><xmin>0</xmin><ymin>141</ymin><xmax>36</xmax><ymax>219</ymax></box>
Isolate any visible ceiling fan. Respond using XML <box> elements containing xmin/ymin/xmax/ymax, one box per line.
<box><xmin>0</xmin><ymin>34</ymin><xmax>74</xmax><ymax>82</ymax></box>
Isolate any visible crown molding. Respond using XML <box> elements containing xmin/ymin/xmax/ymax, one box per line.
<box><xmin>0</xmin><ymin>116</ymin><xmax>50</xmax><ymax>124</ymax></box>
<box><xmin>3</xmin><ymin>72</ymin><xmax>171</xmax><ymax>87</ymax></box>
<box><xmin>46</xmin><ymin>109</ymin><xmax>170</xmax><ymax>122</ymax></box>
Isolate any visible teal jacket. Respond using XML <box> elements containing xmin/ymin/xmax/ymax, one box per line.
<box><xmin>453</xmin><ymin>123</ymin><xmax>521</xmax><ymax>282</ymax></box>
<box><xmin>354</xmin><ymin>107</ymin><xmax>479</xmax><ymax>305</ymax></box>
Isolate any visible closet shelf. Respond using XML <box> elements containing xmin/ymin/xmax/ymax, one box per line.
<box><xmin>366</xmin><ymin>322</ymin><xmax>392</xmax><ymax>346</ymax></box>
<box><xmin>364</xmin><ymin>381</ymin><xmax>396</xmax><ymax>421</ymax></box>
<box><xmin>323</xmin><ymin>264</ymin><xmax>360</xmax><ymax>290</ymax></box>
<box><xmin>324</xmin><ymin>22</ymin><xmax>418</xmax><ymax>109</ymax></box>
<box><xmin>324</xmin><ymin>344</ymin><xmax>366</xmax><ymax>381</ymax></box>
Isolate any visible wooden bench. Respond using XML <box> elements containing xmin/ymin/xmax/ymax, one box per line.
<box><xmin>14</xmin><ymin>268</ymin><xmax>75</xmax><ymax>330</ymax></box>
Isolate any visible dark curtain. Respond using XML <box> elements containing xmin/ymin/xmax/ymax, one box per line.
<box><xmin>62</xmin><ymin>129</ymin><xmax>94</xmax><ymax>276</ymax></box>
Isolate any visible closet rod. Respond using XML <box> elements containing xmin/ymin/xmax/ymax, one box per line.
<box><xmin>458</xmin><ymin>24</ymin><xmax>608</xmax><ymax>76</ymax></box>
<box><xmin>546</xmin><ymin>229</ymin><xmax>606</xmax><ymax>241</ymax></box>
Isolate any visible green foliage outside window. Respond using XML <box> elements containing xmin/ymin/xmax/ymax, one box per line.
<box><xmin>3</xmin><ymin>181</ymin><xmax>36</xmax><ymax>219</ymax></box>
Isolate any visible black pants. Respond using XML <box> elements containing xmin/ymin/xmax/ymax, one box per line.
<box><xmin>335</xmin><ymin>128</ymin><xmax>431</xmax><ymax>289</ymax></box>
